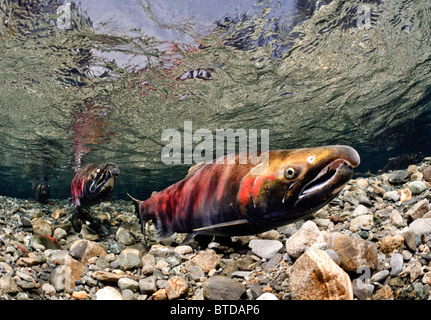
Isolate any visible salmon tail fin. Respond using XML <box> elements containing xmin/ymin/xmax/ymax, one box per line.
<box><xmin>127</xmin><ymin>193</ymin><xmax>173</xmax><ymax>243</ymax></box>
<box><xmin>127</xmin><ymin>193</ymin><xmax>141</xmax><ymax>214</ymax></box>
<box><xmin>127</xmin><ymin>193</ymin><xmax>150</xmax><ymax>246</ymax></box>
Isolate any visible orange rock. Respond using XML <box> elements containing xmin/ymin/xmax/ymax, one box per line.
<box><xmin>379</xmin><ymin>236</ymin><xmax>404</xmax><ymax>254</ymax></box>
<box><xmin>289</xmin><ymin>250</ymin><xmax>353</xmax><ymax>300</ymax></box>
<box><xmin>186</xmin><ymin>249</ymin><xmax>220</xmax><ymax>274</ymax></box>
<box><xmin>152</xmin><ymin>289</ymin><xmax>167</xmax><ymax>300</ymax></box>
<box><xmin>166</xmin><ymin>276</ymin><xmax>188</xmax><ymax>300</ymax></box>
<box><xmin>400</xmin><ymin>188</ymin><xmax>412</xmax><ymax>202</ymax></box>
<box><xmin>373</xmin><ymin>285</ymin><xmax>394</xmax><ymax>300</ymax></box>
<box><xmin>52</xmin><ymin>208</ymin><xmax>66</xmax><ymax>220</ymax></box>
<box><xmin>72</xmin><ymin>291</ymin><xmax>89</xmax><ymax>300</ymax></box>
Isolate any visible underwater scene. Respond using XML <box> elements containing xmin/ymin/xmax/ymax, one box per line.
<box><xmin>0</xmin><ymin>0</ymin><xmax>431</xmax><ymax>302</ymax></box>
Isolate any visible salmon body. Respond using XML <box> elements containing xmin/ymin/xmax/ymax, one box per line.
<box><xmin>129</xmin><ymin>145</ymin><xmax>360</xmax><ymax>241</ymax></box>
<box><xmin>70</xmin><ymin>163</ymin><xmax>120</xmax><ymax>208</ymax></box>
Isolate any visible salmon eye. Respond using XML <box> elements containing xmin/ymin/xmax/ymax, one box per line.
<box><xmin>284</xmin><ymin>167</ymin><xmax>296</xmax><ymax>179</ymax></box>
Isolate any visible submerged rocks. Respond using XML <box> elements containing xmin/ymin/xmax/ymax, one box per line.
<box><xmin>248</xmin><ymin>239</ymin><xmax>283</xmax><ymax>259</ymax></box>
<box><xmin>388</xmin><ymin>170</ymin><xmax>409</xmax><ymax>184</ymax></box>
<box><xmin>203</xmin><ymin>276</ymin><xmax>246</xmax><ymax>300</ymax></box>
<box><xmin>289</xmin><ymin>250</ymin><xmax>353</xmax><ymax>300</ymax></box>
<box><xmin>69</xmin><ymin>239</ymin><xmax>106</xmax><ymax>264</ymax></box>
<box><xmin>0</xmin><ymin>276</ymin><xmax>19</xmax><ymax>295</ymax></box>
<box><xmin>0</xmin><ymin>154</ymin><xmax>430</xmax><ymax>301</ymax></box>
<box><xmin>285</xmin><ymin>221</ymin><xmax>326</xmax><ymax>259</ymax></box>
<box><xmin>186</xmin><ymin>249</ymin><xmax>220</xmax><ymax>274</ymax></box>
<box><xmin>165</xmin><ymin>276</ymin><xmax>189</xmax><ymax>300</ymax></box>
<box><xmin>327</xmin><ymin>233</ymin><xmax>377</xmax><ymax>272</ymax></box>
<box><xmin>405</xmin><ymin>199</ymin><xmax>430</xmax><ymax>221</ymax></box>
<box><xmin>94</xmin><ymin>286</ymin><xmax>123</xmax><ymax>300</ymax></box>
<box><xmin>409</xmin><ymin>218</ymin><xmax>431</xmax><ymax>235</ymax></box>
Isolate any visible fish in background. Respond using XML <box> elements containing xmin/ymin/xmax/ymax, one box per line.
<box><xmin>129</xmin><ymin>145</ymin><xmax>360</xmax><ymax>245</ymax></box>
<box><xmin>32</xmin><ymin>178</ymin><xmax>50</xmax><ymax>204</ymax></box>
<box><xmin>70</xmin><ymin>163</ymin><xmax>120</xmax><ymax>236</ymax></box>
<box><xmin>378</xmin><ymin>152</ymin><xmax>424</xmax><ymax>173</ymax></box>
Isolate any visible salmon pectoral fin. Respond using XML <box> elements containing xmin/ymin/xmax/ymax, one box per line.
<box><xmin>193</xmin><ymin>219</ymin><xmax>249</xmax><ymax>232</ymax></box>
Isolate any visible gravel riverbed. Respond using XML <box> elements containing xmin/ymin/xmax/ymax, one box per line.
<box><xmin>1</xmin><ymin>157</ymin><xmax>431</xmax><ymax>300</ymax></box>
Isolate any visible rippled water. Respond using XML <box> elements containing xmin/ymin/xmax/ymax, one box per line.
<box><xmin>1</xmin><ymin>0</ymin><xmax>431</xmax><ymax>200</ymax></box>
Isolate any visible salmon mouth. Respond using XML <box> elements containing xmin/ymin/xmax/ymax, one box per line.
<box><xmin>90</xmin><ymin>165</ymin><xmax>120</xmax><ymax>194</ymax></box>
<box><xmin>299</xmin><ymin>159</ymin><xmax>354</xmax><ymax>201</ymax></box>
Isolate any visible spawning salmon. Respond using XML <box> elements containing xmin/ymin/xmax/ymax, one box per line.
<box><xmin>70</xmin><ymin>163</ymin><xmax>120</xmax><ymax>208</ymax></box>
<box><xmin>128</xmin><ymin>145</ymin><xmax>360</xmax><ymax>242</ymax></box>
<box><xmin>70</xmin><ymin>163</ymin><xmax>120</xmax><ymax>234</ymax></box>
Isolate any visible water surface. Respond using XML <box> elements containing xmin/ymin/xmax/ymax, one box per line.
<box><xmin>0</xmin><ymin>0</ymin><xmax>430</xmax><ymax>200</ymax></box>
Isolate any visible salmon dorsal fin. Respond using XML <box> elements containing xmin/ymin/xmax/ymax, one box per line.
<box><xmin>185</xmin><ymin>162</ymin><xmax>205</xmax><ymax>178</ymax></box>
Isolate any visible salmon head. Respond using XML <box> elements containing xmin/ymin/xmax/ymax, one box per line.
<box><xmin>32</xmin><ymin>178</ymin><xmax>50</xmax><ymax>204</ymax></box>
<box><xmin>70</xmin><ymin>163</ymin><xmax>120</xmax><ymax>208</ymax></box>
<box><xmin>238</xmin><ymin>145</ymin><xmax>360</xmax><ymax>227</ymax></box>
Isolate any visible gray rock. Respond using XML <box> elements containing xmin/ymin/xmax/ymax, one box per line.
<box><xmin>141</xmin><ymin>254</ymin><xmax>156</xmax><ymax>275</ymax></box>
<box><xmin>203</xmin><ymin>275</ymin><xmax>246</xmax><ymax>300</ymax></box>
<box><xmin>285</xmin><ymin>221</ymin><xmax>325</xmax><ymax>259</ymax></box>
<box><xmin>390</xmin><ymin>253</ymin><xmax>403</xmax><ymax>276</ymax></box>
<box><xmin>349</xmin><ymin>215</ymin><xmax>373</xmax><ymax>232</ymax></box>
<box><xmin>109</xmin><ymin>243</ymin><xmax>122</xmax><ymax>254</ymax></box>
<box><xmin>53</xmin><ymin>228</ymin><xmax>67</xmax><ymax>241</ymax></box>
<box><xmin>383</xmin><ymin>191</ymin><xmax>400</xmax><ymax>202</ymax></box>
<box><xmin>404</xmin><ymin>229</ymin><xmax>417</xmax><ymax>251</ymax></box>
<box><xmin>414</xmin><ymin>282</ymin><xmax>426</xmax><ymax>299</ymax></box>
<box><xmin>406</xmin><ymin>199</ymin><xmax>430</xmax><ymax>220</ymax></box>
<box><xmin>278</xmin><ymin>225</ymin><xmax>298</xmax><ymax>238</ymax></box>
<box><xmin>165</xmin><ymin>256</ymin><xmax>181</xmax><ymax>268</ymax></box>
<box><xmin>324</xmin><ymin>249</ymin><xmax>341</xmax><ymax>265</ymax></box>
<box><xmin>263</xmin><ymin>253</ymin><xmax>283</xmax><ymax>271</ymax></box>
<box><xmin>20</xmin><ymin>215</ymin><xmax>32</xmax><ymax>227</ymax></box>
<box><xmin>249</xmin><ymin>239</ymin><xmax>283</xmax><ymax>259</ymax></box>
<box><xmin>352</xmin><ymin>278</ymin><xmax>374</xmax><ymax>300</ymax></box>
<box><xmin>139</xmin><ymin>276</ymin><xmax>157</xmax><ymax>294</ymax></box>
<box><xmin>390</xmin><ymin>210</ymin><xmax>405</xmax><ymax>227</ymax></box>
<box><xmin>388</xmin><ymin>171</ymin><xmax>409</xmax><ymax>184</ymax></box>
<box><xmin>371</xmin><ymin>270</ymin><xmax>390</xmax><ymax>283</ymax></box>
<box><xmin>409</xmin><ymin>218</ymin><xmax>431</xmax><ymax>235</ymax></box>
<box><xmin>401</xmin><ymin>250</ymin><xmax>412</xmax><ymax>261</ymax></box>
<box><xmin>15</xmin><ymin>270</ymin><xmax>34</xmax><ymax>283</ymax></box>
<box><xmin>118</xmin><ymin>278</ymin><xmax>139</xmax><ymax>292</ymax></box>
<box><xmin>249</xmin><ymin>282</ymin><xmax>263</xmax><ymax>299</ymax></box>
<box><xmin>122</xmin><ymin>289</ymin><xmax>137</xmax><ymax>300</ymax></box>
<box><xmin>116</xmin><ymin>227</ymin><xmax>135</xmax><ymax>246</ymax></box>
<box><xmin>41</xmin><ymin>283</ymin><xmax>56</xmax><ymax>296</ymax></box>
<box><xmin>408</xmin><ymin>181</ymin><xmax>427</xmax><ymax>195</ymax></box>
<box><xmin>0</xmin><ymin>276</ymin><xmax>19</xmax><ymax>294</ymax></box>
<box><xmin>115</xmin><ymin>252</ymin><xmax>143</xmax><ymax>270</ymax></box>
<box><xmin>187</xmin><ymin>265</ymin><xmax>205</xmax><ymax>282</ymax></box>
<box><xmin>352</xmin><ymin>205</ymin><xmax>369</xmax><ymax>217</ymax></box>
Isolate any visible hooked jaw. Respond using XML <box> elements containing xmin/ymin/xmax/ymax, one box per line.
<box><xmin>71</xmin><ymin>163</ymin><xmax>120</xmax><ymax>208</ymax></box>
<box><xmin>296</xmin><ymin>145</ymin><xmax>360</xmax><ymax>206</ymax></box>
<box><xmin>89</xmin><ymin>164</ymin><xmax>120</xmax><ymax>194</ymax></box>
